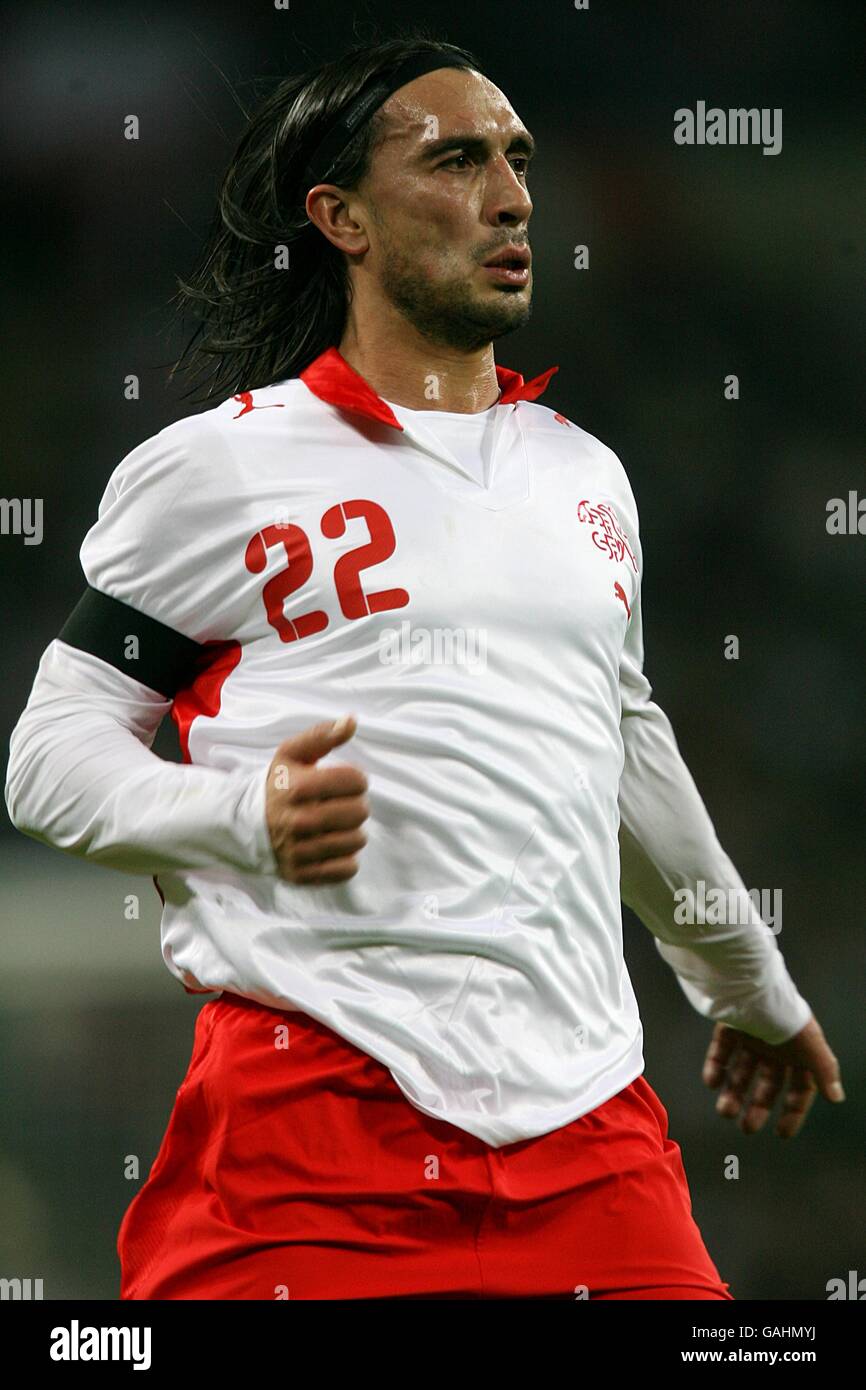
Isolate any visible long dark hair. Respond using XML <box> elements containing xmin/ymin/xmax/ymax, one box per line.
<box><xmin>168</xmin><ymin>31</ymin><xmax>480</xmax><ymax>403</ymax></box>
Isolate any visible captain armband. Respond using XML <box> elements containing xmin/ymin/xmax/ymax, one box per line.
<box><xmin>57</xmin><ymin>585</ymin><xmax>204</xmax><ymax>699</ymax></box>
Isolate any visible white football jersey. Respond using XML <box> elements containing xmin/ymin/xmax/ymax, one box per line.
<box><xmin>6</xmin><ymin>347</ymin><xmax>811</xmax><ymax>1145</ymax></box>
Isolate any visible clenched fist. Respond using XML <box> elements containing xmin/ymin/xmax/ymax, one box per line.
<box><xmin>265</xmin><ymin>715</ymin><xmax>369</xmax><ymax>884</ymax></box>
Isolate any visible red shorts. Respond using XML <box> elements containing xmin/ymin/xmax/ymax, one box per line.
<box><xmin>118</xmin><ymin>992</ymin><xmax>733</xmax><ymax>1300</ymax></box>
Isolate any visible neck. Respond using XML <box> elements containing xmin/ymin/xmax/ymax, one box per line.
<box><xmin>338</xmin><ymin>310</ymin><xmax>501</xmax><ymax>414</ymax></box>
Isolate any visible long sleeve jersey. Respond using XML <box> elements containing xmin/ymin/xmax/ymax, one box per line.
<box><xmin>5</xmin><ymin>346</ymin><xmax>812</xmax><ymax>1146</ymax></box>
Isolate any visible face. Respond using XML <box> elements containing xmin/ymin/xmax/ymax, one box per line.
<box><xmin>334</xmin><ymin>66</ymin><xmax>535</xmax><ymax>350</ymax></box>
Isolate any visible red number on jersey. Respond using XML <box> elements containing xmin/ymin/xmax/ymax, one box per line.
<box><xmin>320</xmin><ymin>499</ymin><xmax>410</xmax><ymax>620</ymax></box>
<box><xmin>244</xmin><ymin>524</ymin><xmax>328</xmax><ymax>643</ymax></box>
<box><xmin>245</xmin><ymin>501</ymin><xmax>410</xmax><ymax>639</ymax></box>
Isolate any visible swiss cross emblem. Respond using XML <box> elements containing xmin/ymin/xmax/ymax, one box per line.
<box><xmin>577</xmin><ymin>499</ymin><xmax>638</xmax><ymax>573</ymax></box>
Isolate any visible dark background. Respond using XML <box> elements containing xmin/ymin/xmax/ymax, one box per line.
<box><xmin>1</xmin><ymin>0</ymin><xmax>863</xmax><ymax>1300</ymax></box>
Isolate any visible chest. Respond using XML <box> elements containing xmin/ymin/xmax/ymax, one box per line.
<box><xmin>222</xmin><ymin>432</ymin><xmax>639</xmax><ymax>670</ymax></box>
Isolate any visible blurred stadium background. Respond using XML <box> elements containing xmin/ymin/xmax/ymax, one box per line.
<box><xmin>1</xmin><ymin>0</ymin><xmax>863</xmax><ymax>1299</ymax></box>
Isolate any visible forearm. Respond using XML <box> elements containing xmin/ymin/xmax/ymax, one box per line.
<box><xmin>5</xmin><ymin>640</ymin><xmax>275</xmax><ymax>877</ymax></box>
<box><xmin>618</xmin><ymin>697</ymin><xmax>812</xmax><ymax>1044</ymax></box>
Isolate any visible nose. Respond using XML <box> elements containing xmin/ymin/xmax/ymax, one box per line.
<box><xmin>484</xmin><ymin>152</ymin><xmax>532</xmax><ymax>226</ymax></box>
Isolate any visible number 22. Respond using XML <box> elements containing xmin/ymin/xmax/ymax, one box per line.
<box><xmin>244</xmin><ymin>498</ymin><xmax>410</xmax><ymax>643</ymax></box>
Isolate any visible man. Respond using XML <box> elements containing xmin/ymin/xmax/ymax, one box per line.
<box><xmin>5</xmin><ymin>34</ymin><xmax>844</xmax><ymax>1301</ymax></box>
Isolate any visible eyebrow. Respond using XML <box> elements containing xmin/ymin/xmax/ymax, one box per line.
<box><xmin>417</xmin><ymin>130</ymin><xmax>537</xmax><ymax>163</ymax></box>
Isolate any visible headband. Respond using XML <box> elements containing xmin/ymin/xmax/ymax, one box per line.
<box><xmin>303</xmin><ymin>52</ymin><xmax>479</xmax><ymax>190</ymax></box>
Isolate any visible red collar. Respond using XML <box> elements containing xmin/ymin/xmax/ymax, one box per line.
<box><xmin>299</xmin><ymin>346</ymin><xmax>559</xmax><ymax>431</ymax></box>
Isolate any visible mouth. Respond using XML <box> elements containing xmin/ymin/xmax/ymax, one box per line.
<box><xmin>480</xmin><ymin>245</ymin><xmax>531</xmax><ymax>287</ymax></box>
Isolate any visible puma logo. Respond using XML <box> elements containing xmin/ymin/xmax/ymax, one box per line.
<box><xmin>232</xmin><ymin>392</ymin><xmax>286</xmax><ymax>419</ymax></box>
<box><xmin>614</xmin><ymin>581</ymin><xmax>631</xmax><ymax>619</ymax></box>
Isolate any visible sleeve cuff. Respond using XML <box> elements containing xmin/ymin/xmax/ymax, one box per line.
<box><xmin>232</xmin><ymin>764</ymin><xmax>278</xmax><ymax>876</ymax></box>
<box><xmin>655</xmin><ymin>937</ymin><xmax>813</xmax><ymax>1045</ymax></box>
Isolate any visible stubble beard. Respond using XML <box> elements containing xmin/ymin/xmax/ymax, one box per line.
<box><xmin>375</xmin><ymin>233</ymin><xmax>532</xmax><ymax>352</ymax></box>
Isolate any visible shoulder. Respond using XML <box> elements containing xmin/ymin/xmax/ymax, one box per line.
<box><xmin>518</xmin><ymin>400</ymin><xmax>638</xmax><ymax>507</ymax></box>
<box><xmin>100</xmin><ymin>409</ymin><xmax>215</xmax><ymax>510</ymax></box>
<box><xmin>103</xmin><ymin>380</ymin><xmax>308</xmax><ymax>501</ymax></box>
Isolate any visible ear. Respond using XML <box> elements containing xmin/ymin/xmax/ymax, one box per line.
<box><xmin>305</xmin><ymin>185</ymin><xmax>370</xmax><ymax>258</ymax></box>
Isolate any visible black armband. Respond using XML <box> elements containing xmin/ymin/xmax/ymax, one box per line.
<box><xmin>57</xmin><ymin>585</ymin><xmax>204</xmax><ymax>699</ymax></box>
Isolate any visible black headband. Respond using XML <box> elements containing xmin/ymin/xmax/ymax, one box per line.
<box><xmin>303</xmin><ymin>53</ymin><xmax>479</xmax><ymax>191</ymax></box>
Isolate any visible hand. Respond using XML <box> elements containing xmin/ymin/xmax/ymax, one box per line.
<box><xmin>702</xmin><ymin>1016</ymin><xmax>845</xmax><ymax>1139</ymax></box>
<box><xmin>265</xmin><ymin>715</ymin><xmax>369</xmax><ymax>885</ymax></box>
